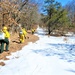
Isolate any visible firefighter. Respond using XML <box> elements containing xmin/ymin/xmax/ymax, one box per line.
<box><xmin>31</xmin><ymin>28</ymin><xmax>35</xmax><ymax>34</ymax></box>
<box><xmin>19</xmin><ymin>30</ymin><xmax>24</xmax><ymax>43</ymax></box>
<box><xmin>22</xmin><ymin>28</ymin><xmax>27</xmax><ymax>39</ymax></box>
<box><xmin>0</xmin><ymin>26</ymin><xmax>10</xmax><ymax>53</ymax></box>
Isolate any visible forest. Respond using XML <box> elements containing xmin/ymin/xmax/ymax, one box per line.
<box><xmin>0</xmin><ymin>0</ymin><xmax>75</xmax><ymax>35</ymax></box>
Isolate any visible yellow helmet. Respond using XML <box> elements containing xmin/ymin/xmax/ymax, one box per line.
<box><xmin>3</xmin><ymin>26</ymin><xmax>7</xmax><ymax>30</ymax></box>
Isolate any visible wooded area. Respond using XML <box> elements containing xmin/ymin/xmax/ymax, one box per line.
<box><xmin>0</xmin><ymin>0</ymin><xmax>75</xmax><ymax>35</ymax></box>
<box><xmin>41</xmin><ymin>0</ymin><xmax>75</xmax><ymax>35</ymax></box>
<box><xmin>0</xmin><ymin>0</ymin><xmax>40</xmax><ymax>33</ymax></box>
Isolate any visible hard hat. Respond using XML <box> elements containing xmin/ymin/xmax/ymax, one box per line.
<box><xmin>3</xmin><ymin>26</ymin><xmax>7</xmax><ymax>30</ymax></box>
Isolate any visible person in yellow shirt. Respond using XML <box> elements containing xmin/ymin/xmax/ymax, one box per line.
<box><xmin>22</xmin><ymin>28</ymin><xmax>27</xmax><ymax>39</ymax></box>
<box><xmin>19</xmin><ymin>27</ymin><xmax>28</xmax><ymax>43</ymax></box>
<box><xmin>19</xmin><ymin>30</ymin><xmax>24</xmax><ymax>43</ymax></box>
<box><xmin>0</xmin><ymin>26</ymin><xmax>10</xmax><ymax>53</ymax></box>
<box><xmin>31</xmin><ymin>28</ymin><xmax>35</xmax><ymax>34</ymax></box>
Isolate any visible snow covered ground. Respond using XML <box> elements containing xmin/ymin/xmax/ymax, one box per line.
<box><xmin>0</xmin><ymin>27</ymin><xmax>75</xmax><ymax>75</ymax></box>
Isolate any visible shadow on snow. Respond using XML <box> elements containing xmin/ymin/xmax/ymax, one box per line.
<box><xmin>33</xmin><ymin>44</ymin><xmax>75</xmax><ymax>62</ymax></box>
<box><xmin>66</xmin><ymin>69</ymin><xmax>75</xmax><ymax>73</ymax></box>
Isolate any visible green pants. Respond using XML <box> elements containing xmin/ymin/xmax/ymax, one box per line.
<box><xmin>0</xmin><ymin>38</ymin><xmax>9</xmax><ymax>53</ymax></box>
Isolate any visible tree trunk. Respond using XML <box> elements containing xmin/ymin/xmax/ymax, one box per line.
<box><xmin>48</xmin><ymin>27</ymin><xmax>51</xmax><ymax>35</ymax></box>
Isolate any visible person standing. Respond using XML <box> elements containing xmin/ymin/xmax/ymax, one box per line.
<box><xmin>22</xmin><ymin>28</ymin><xmax>27</xmax><ymax>39</ymax></box>
<box><xmin>0</xmin><ymin>26</ymin><xmax>10</xmax><ymax>53</ymax></box>
<box><xmin>31</xmin><ymin>28</ymin><xmax>35</xmax><ymax>34</ymax></box>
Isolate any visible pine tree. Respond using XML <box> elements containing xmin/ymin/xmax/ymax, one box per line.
<box><xmin>43</xmin><ymin>0</ymin><xmax>69</xmax><ymax>34</ymax></box>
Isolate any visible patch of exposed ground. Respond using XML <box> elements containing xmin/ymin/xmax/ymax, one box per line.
<box><xmin>0</xmin><ymin>31</ymin><xmax>39</xmax><ymax>66</ymax></box>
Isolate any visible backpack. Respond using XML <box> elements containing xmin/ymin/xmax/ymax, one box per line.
<box><xmin>0</xmin><ymin>32</ymin><xmax>5</xmax><ymax>40</ymax></box>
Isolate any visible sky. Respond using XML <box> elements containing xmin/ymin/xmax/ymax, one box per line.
<box><xmin>56</xmin><ymin>0</ymin><xmax>72</xmax><ymax>6</ymax></box>
<box><xmin>38</xmin><ymin>0</ymin><xmax>73</xmax><ymax>13</ymax></box>
<box><xmin>0</xmin><ymin>26</ymin><xmax>75</xmax><ymax>75</ymax></box>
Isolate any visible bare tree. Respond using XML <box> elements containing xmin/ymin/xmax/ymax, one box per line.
<box><xmin>65</xmin><ymin>0</ymin><xmax>75</xmax><ymax>25</ymax></box>
<box><xmin>0</xmin><ymin>0</ymin><xmax>40</xmax><ymax>32</ymax></box>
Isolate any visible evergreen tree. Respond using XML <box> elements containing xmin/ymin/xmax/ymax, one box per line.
<box><xmin>43</xmin><ymin>0</ymin><xmax>69</xmax><ymax>34</ymax></box>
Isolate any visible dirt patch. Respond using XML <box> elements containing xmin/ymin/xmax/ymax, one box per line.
<box><xmin>0</xmin><ymin>62</ymin><xmax>5</xmax><ymax>66</ymax></box>
<box><xmin>0</xmin><ymin>33</ymin><xmax>39</xmax><ymax>61</ymax></box>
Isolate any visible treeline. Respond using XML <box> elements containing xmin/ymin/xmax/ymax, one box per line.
<box><xmin>65</xmin><ymin>0</ymin><xmax>75</xmax><ymax>26</ymax></box>
<box><xmin>0</xmin><ymin>0</ymin><xmax>41</xmax><ymax>33</ymax></box>
<box><xmin>41</xmin><ymin>0</ymin><xmax>75</xmax><ymax>35</ymax></box>
<box><xmin>1</xmin><ymin>0</ymin><xmax>75</xmax><ymax>35</ymax></box>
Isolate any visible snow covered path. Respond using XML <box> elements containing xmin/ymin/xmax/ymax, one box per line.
<box><xmin>0</xmin><ymin>27</ymin><xmax>75</xmax><ymax>75</ymax></box>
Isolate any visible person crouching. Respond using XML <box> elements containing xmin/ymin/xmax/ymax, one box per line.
<box><xmin>19</xmin><ymin>31</ymin><xmax>24</xmax><ymax>43</ymax></box>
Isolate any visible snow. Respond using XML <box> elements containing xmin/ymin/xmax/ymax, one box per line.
<box><xmin>0</xmin><ymin>27</ymin><xmax>75</xmax><ymax>75</ymax></box>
